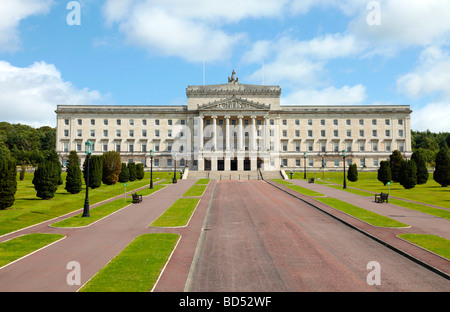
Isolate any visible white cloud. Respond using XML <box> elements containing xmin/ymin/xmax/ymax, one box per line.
<box><xmin>102</xmin><ymin>0</ymin><xmax>289</xmax><ymax>63</ymax></box>
<box><xmin>0</xmin><ymin>61</ymin><xmax>106</xmax><ymax>127</ymax></box>
<box><xmin>0</xmin><ymin>0</ymin><xmax>53</xmax><ymax>52</ymax></box>
<box><xmin>411</xmin><ymin>102</ymin><xmax>450</xmax><ymax>132</ymax></box>
<box><xmin>281</xmin><ymin>84</ymin><xmax>367</xmax><ymax>105</ymax></box>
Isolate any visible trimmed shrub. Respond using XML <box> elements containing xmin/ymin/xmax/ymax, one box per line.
<box><xmin>102</xmin><ymin>151</ymin><xmax>122</xmax><ymax>185</ymax></box>
<box><xmin>411</xmin><ymin>150</ymin><xmax>429</xmax><ymax>184</ymax></box>
<box><xmin>33</xmin><ymin>161</ymin><xmax>60</xmax><ymax>199</ymax></box>
<box><xmin>128</xmin><ymin>162</ymin><xmax>137</xmax><ymax>182</ymax></box>
<box><xmin>136</xmin><ymin>163</ymin><xmax>145</xmax><ymax>180</ymax></box>
<box><xmin>0</xmin><ymin>157</ymin><xmax>17</xmax><ymax>209</ymax></box>
<box><xmin>347</xmin><ymin>163</ymin><xmax>358</xmax><ymax>182</ymax></box>
<box><xmin>65</xmin><ymin>164</ymin><xmax>82</xmax><ymax>194</ymax></box>
<box><xmin>377</xmin><ymin>160</ymin><xmax>391</xmax><ymax>186</ymax></box>
<box><xmin>389</xmin><ymin>150</ymin><xmax>403</xmax><ymax>182</ymax></box>
<box><xmin>83</xmin><ymin>155</ymin><xmax>103</xmax><ymax>189</ymax></box>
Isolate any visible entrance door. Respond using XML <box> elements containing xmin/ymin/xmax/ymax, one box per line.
<box><xmin>244</xmin><ymin>159</ymin><xmax>251</xmax><ymax>171</ymax></box>
<box><xmin>204</xmin><ymin>159</ymin><xmax>211</xmax><ymax>171</ymax></box>
<box><xmin>230</xmin><ymin>159</ymin><xmax>237</xmax><ymax>171</ymax></box>
<box><xmin>218</xmin><ymin>160</ymin><xmax>224</xmax><ymax>171</ymax></box>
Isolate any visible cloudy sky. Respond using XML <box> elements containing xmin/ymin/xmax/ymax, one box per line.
<box><xmin>0</xmin><ymin>0</ymin><xmax>449</xmax><ymax>131</ymax></box>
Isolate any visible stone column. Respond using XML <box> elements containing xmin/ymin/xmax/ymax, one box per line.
<box><xmin>224</xmin><ymin>116</ymin><xmax>231</xmax><ymax>171</ymax></box>
<box><xmin>198</xmin><ymin>116</ymin><xmax>204</xmax><ymax>171</ymax></box>
<box><xmin>264</xmin><ymin>116</ymin><xmax>270</xmax><ymax>152</ymax></box>
<box><xmin>211</xmin><ymin>116</ymin><xmax>217</xmax><ymax>171</ymax></box>
<box><xmin>237</xmin><ymin>115</ymin><xmax>244</xmax><ymax>171</ymax></box>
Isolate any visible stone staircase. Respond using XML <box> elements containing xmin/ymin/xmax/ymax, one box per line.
<box><xmin>185</xmin><ymin>170</ymin><xmax>284</xmax><ymax>180</ymax></box>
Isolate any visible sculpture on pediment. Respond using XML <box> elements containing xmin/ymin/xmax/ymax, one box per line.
<box><xmin>228</xmin><ymin>69</ymin><xmax>239</xmax><ymax>83</ymax></box>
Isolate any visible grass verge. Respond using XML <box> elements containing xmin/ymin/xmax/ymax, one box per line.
<box><xmin>195</xmin><ymin>179</ymin><xmax>210</xmax><ymax>185</ymax></box>
<box><xmin>150</xmin><ymin>198</ymin><xmax>200</xmax><ymax>227</ymax></box>
<box><xmin>0</xmin><ymin>233</ymin><xmax>65</xmax><ymax>268</ymax></box>
<box><xmin>315</xmin><ymin>197</ymin><xmax>409</xmax><ymax>228</ymax></box>
<box><xmin>272</xmin><ymin>179</ymin><xmax>325</xmax><ymax>196</ymax></box>
<box><xmin>183</xmin><ymin>184</ymin><xmax>208</xmax><ymax>197</ymax></box>
<box><xmin>398</xmin><ymin>234</ymin><xmax>450</xmax><ymax>260</ymax></box>
<box><xmin>79</xmin><ymin>233</ymin><xmax>180</xmax><ymax>292</ymax></box>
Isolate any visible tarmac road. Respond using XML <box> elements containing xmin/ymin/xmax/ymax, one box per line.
<box><xmin>186</xmin><ymin>180</ymin><xmax>450</xmax><ymax>292</ymax></box>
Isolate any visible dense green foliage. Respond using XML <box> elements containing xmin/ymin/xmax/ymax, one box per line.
<box><xmin>32</xmin><ymin>160</ymin><xmax>60</xmax><ymax>199</ymax></box>
<box><xmin>136</xmin><ymin>163</ymin><xmax>145</xmax><ymax>180</ymax></box>
<box><xmin>65</xmin><ymin>152</ymin><xmax>82</xmax><ymax>194</ymax></box>
<box><xmin>411</xmin><ymin>130</ymin><xmax>450</xmax><ymax>166</ymax></box>
<box><xmin>377</xmin><ymin>160</ymin><xmax>392</xmax><ymax>186</ymax></box>
<box><xmin>434</xmin><ymin>145</ymin><xmax>450</xmax><ymax>187</ymax></box>
<box><xmin>0</xmin><ymin>157</ymin><xmax>17</xmax><ymax>209</ymax></box>
<box><xmin>102</xmin><ymin>151</ymin><xmax>122</xmax><ymax>185</ymax></box>
<box><xmin>128</xmin><ymin>162</ymin><xmax>137</xmax><ymax>182</ymax></box>
<box><xmin>0</xmin><ymin>122</ymin><xmax>55</xmax><ymax>166</ymax></box>
<box><xmin>347</xmin><ymin>163</ymin><xmax>358</xmax><ymax>182</ymax></box>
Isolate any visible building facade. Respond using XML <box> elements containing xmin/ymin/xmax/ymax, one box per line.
<box><xmin>55</xmin><ymin>71</ymin><xmax>412</xmax><ymax>173</ymax></box>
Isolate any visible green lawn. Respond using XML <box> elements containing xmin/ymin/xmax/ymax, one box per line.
<box><xmin>0</xmin><ymin>233</ymin><xmax>65</xmax><ymax>268</ymax></box>
<box><xmin>195</xmin><ymin>179</ymin><xmax>210</xmax><ymax>185</ymax></box>
<box><xmin>150</xmin><ymin>198</ymin><xmax>200</xmax><ymax>227</ymax></box>
<box><xmin>79</xmin><ymin>233</ymin><xmax>180</xmax><ymax>292</ymax></box>
<box><xmin>0</xmin><ymin>172</ymin><xmax>170</xmax><ymax>236</ymax></box>
<box><xmin>315</xmin><ymin>197</ymin><xmax>409</xmax><ymax>228</ymax></box>
<box><xmin>398</xmin><ymin>234</ymin><xmax>450</xmax><ymax>260</ymax></box>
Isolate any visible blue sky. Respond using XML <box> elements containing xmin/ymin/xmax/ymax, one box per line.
<box><xmin>1</xmin><ymin>0</ymin><xmax>449</xmax><ymax>132</ymax></box>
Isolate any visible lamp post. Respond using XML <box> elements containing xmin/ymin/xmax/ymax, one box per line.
<box><xmin>83</xmin><ymin>141</ymin><xmax>94</xmax><ymax>217</ymax></box>
<box><xmin>342</xmin><ymin>149</ymin><xmax>347</xmax><ymax>189</ymax></box>
<box><xmin>303</xmin><ymin>152</ymin><xmax>307</xmax><ymax>179</ymax></box>
<box><xmin>173</xmin><ymin>152</ymin><xmax>177</xmax><ymax>184</ymax></box>
<box><xmin>149</xmin><ymin>149</ymin><xmax>154</xmax><ymax>189</ymax></box>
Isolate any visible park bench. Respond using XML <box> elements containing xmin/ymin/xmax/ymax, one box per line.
<box><xmin>308</xmin><ymin>178</ymin><xmax>315</xmax><ymax>183</ymax></box>
<box><xmin>132</xmin><ymin>193</ymin><xmax>143</xmax><ymax>204</ymax></box>
<box><xmin>375</xmin><ymin>192</ymin><xmax>389</xmax><ymax>203</ymax></box>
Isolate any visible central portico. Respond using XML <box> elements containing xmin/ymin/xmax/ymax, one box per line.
<box><xmin>187</xmin><ymin>70</ymin><xmax>282</xmax><ymax>172</ymax></box>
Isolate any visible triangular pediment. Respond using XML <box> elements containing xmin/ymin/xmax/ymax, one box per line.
<box><xmin>198</xmin><ymin>96</ymin><xmax>270</xmax><ymax>111</ymax></box>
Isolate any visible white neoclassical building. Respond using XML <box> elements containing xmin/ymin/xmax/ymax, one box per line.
<box><xmin>55</xmin><ymin>71</ymin><xmax>412</xmax><ymax>175</ymax></box>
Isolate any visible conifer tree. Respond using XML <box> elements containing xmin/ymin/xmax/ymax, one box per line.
<box><xmin>65</xmin><ymin>163</ymin><xmax>82</xmax><ymax>194</ymax></box>
<box><xmin>399</xmin><ymin>159</ymin><xmax>417</xmax><ymax>189</ymax></box>
<box><xmin>347</xmin><ymin>163</ymin><xmax>358</xmax><ymax>182</ymax></box>
<box><xmin>389</xmin><ymin>150</ymin><xmax>403</xmax><ymax>182</ymax></box>
<box><xmin>83</xmin><ymin>155</ymin><xmax>103</xmax><ymax>189</ymax></box>
<box><xmin>33</xmin><ymin>161</ymin><xmax>59</xmax><ymax>199</ymax></box>
<box><xmin>118</xmin><ymin>163</ymin><xmax>129</xmax><ymax>183</ymax></box>
<box><xmin>128</xmin><ymin>162</ymin><xmax>137</xmax><ymax>182</ymax></box>
<box><xmin>102</xmin><ymin>151</ymin><xmax>122</xmax><ymax>185</ymax></box>
<box><xmin>411</xmin><ymin>150</ymin><xmax>429</xmax><ymax>184</ymax></box>
<box><xmin>136</xmin><ymin>163</ymin><xmax>145</xmax><ymax>180</ymax></box>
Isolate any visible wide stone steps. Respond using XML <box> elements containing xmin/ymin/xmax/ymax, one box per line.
<box><xmin>185</xmin><ymin>170</ymin><xmax>284</xmax><ymax>180</ymax></box>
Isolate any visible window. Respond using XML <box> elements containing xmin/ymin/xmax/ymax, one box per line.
<box><xmin>168</xmin><ymin>119</ymin><xmax>172</xmax><ymax>126</ymax></box>
<box><xmin>333</xmin><ymin>119</ymin><xmax>338</xmax><ymax>126</ymax></box>
<box><xmin>102</xmin><ymin>143</ymin><xmax>108</xmax><ymax>152</ymax></box>
<box><xmin>346</xmin><ymin>142</ymin><xmax>352</xmax><ymax>152</ymax></box>
<box><xmin>77</xmin><ymin>129</ymin><xmax>82</xmax><ymax>137</ymax></box>
<box><xmin>77</xmin><ymin>143</ymin><xmax>82</xmax><ymax>152</ymax></box>
<box><xmin>359</xmin><ymin>142</ymin><xmax>365</xmax><ymax>152</ymax></box>
<box><xmin>321</xmin><ymin>130</ymin><xmax>326</xmax><ymax>137</ymax></box>
<box><xmin>296</xmin><ymin>159</ymin><xmax>301</xmax><ymax>167</ymax></box>
<box><xmin>308</xmin><ymin>130</ymin><xmax>313</xmax><ymax>137</ymax></box>
<box><xmin>155</xmin><ymin>142</ymin><xmax>160</xmax><ymax>152</ymax></box>
<box><xmin>78</xmin><ymin>119</ymin><xmax>82</xmax><ymax>125</ymax></box>
<box><xmin>64</xmin><ymin>119</ymin><xmax>69</xmax><ymax>125</ymax></box>
<box><xmin>155</xmin><ymin>130</ymin><xmax>160</xmax><ymax>137</ymax></box>
<box><xmin>282</xmin><ymin>119</ymin><xmax>287</xmax><ymax>126</ymax></box>
<box><xmin>385</xmin><ymin>119</ymin><xmax>390</xmax><ymax>125</ymax></box>
<box><xmin>399</xmin><ymin>142</ymin><xmax>405</xmax><ymax>152</ymax></box>
<box><xmin>386</xmin><ymin>142</ymin><xmax>391</xmax><ymax>152</ymax></box>
<box><xmin>308</xmin><ymin>119</ymin><xmax>312</xmax><ymax>126</ymax></box>
<box><xmin>270</xmin><ymin>119</ymin><xmax>274</xmax><ymax>125</ymax></box>
<box><xmin>360</xmin><ymin>130</ymin><xmax>364</xmax><ymax>137</ymax></box>
<box><xmin>155</xmin><ymin>119</ymin><xmax>160</xmax><ymax>126</ymax></box>
<box><xmin>282</xmin><ymin>159</ymin><xmax>288</xmax><ymax>167</ymax></box>
<box><xmin>347</xmin><ymin>130</ymin><xmax>351</xmax><ymax>137</ymax></box>
<box><xmin>104</xmin><ymin>119</ymin><xmax>108</xmax><ymax>125</ymax></box>
<box><xmin>372</xmin><ymin>130</ymin><xmax>377</xmax><ymax>137</ymax></box>
<box><xmin>282</xmin><ymin>142</ymin><xmax>287</xmax><ymax>151</ymax></box>
<box><xmin>295</xmin><ymin>130</ymin><xmax>300</xmax><ymax>137</ymax></box>
<box><xmin>167</xmin><ymin>142</ymin><xmax>172</xmax><ymax>152</ymax></box>
<box><xmin>91</xmin><ymin>119</ymin><xmax>95</xmax><ymax>125</ymax></box>
<box><xmin>142</xmin><ymin>130</ymin><xmax>147</xmax><ymax>137</ymax></box>
<box><xmin>372</xmin><ymin>119</ymin><xmax>377</xmax><ymax>125</ymax></box>
<box><xmin>154</xmin><ymin>159</ymin><xmax>159</xmax><ymax>167</ymax></box>
<box><xmin>346</xmin><ymin>119</ymin><xmax>351</xmax><ymax>125</ymax></box>
<box><xmin>308</xmin><ymin>142</ymin><xmax>313</xmax><ymax>151</ymax></box>
<box><xmin>296</xmin><ymin>142</ymin><xmax>300</xmax><ymax>152</ymax></box>
<box><xmin>64</xmin><ymin>130</ymin><xmax>69</xmax><ymax>137</ymax></box>
<box><xmin>308</xmin><ymin>159</ymin><xmax>313</xmax><ymax>167</ymax></box>
<box><xmin>129</xmin><ymin>130</ymin><xmax>134</xmax><ymax>137</ymax></box>
<box><xmin>168</xmin><ymin>130</ymin><xmax>172</xmax><ymax>138</ymax></box>
<box><xmin>116</xmin><ymin>130</ymin><xmax>121</xmax><ymax>137</ymax></box>
<box><xmin>295</xmin><ymin>119</ymin><xmax>300</xmax><ymax>126</ymax></box>
<box><xmin>116</xmin><ymin>119</ymin><xmax>121</xmax><ymax>125</ymax></box>
<box><xmin>167</xmin><ymin>159</ymin><xmax>172</xmax><ymax>167</ymax></box>
<box><xmin>334</xmin><ymin>159</ymin><xmax>339</xmax><ymax>167</ymax></box>
<box><xmin>333</xmin><ymin>142</ymin><xmax>339</xmax><ymax>152</ymax></box>
<box><xmin>181</xmin><ymin>119</ymin><xmax>185</xmax><ymax>125</ymax></box>
<box><xmin>386</xmin><ymin>130</ymin><xmax>391</xmax><ymax>137</ymax></box>
<box><xmin>143</xmin><ymin>119</ymin><xmax>147</xmax><ymax>126</ymax></box>
<box><xmin>359</xmin><ymin>119</ymin><xmax>364</xmax><ymax>126</ymax></box>
<box><xmin>320</xmin><ymin>119</ymin><xmax>325</xmax><ymax>126</ymax></box>
<box><xmin>333</xmin><ymin>130</ymin><xmax>338</xmax><ymax>137</ymax></box>
<box><xmin>373</xmin><ymin>142</ymin><xmax>378</xmax><ymax>152</ymax></box>
<box><xmin>320</xmin><ymin>142</ymin><xmax>326</xmax><ymax>152</ymax></box>
<box><xmin>116</xmin><ymin>143</ymin><xmax>121</xmax><ymax>152</ymax></box>
<box><xmin>282</xmin><ymin>130</ymin><xmax>287</xmax><ymax>137</ymax></box>
<box><xmin>374</xmin><ymin>159</ymin><xmax>379</xmax><ymax>167</ymax></box>
<box><xmin>398</xmin><ymin>119</ymin><xmax>403</xmax><ymax>125</ymax></box>
<box><xmin>129</xmin><ymin>143</ymin><xmax>134</xmax><ymax>153</ymax></box>
<box><xmin>142</xmin><ymin>143</ymin><xmax>147</xmax><ymax>152</ymax></box>
<box><xmin>63</xmin><ymin>142</ymin><xmax>69</xmax><ymax>152</ymax></box>
<box><xmin>399</xmin><ymin>129</ymin><xmax>404</xmax><ymax>137</ymax></box>
<box><xmin>360</xmin><ymin>158</ymin><xmax>366</xmax><ymax>167</ymax></box>
<box><xmin>103</xmin><ymin>130</ymin><xmax>108</xmax><ymax>137</ymax></box>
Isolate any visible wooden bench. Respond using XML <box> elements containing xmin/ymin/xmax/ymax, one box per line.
<box><xmin>375</xmin><ymin>192</ymin><xmax>389</xmax><ymax>203</ymax></box>
<box><xmin>308</xmin><ymin>178</ymin><xmax>315</xmax><ymax>183</ymax></box>
<box><xmin>132</xmin><ymin>193</ymin><xmax>143</xmax><ymax>204</ymax></box>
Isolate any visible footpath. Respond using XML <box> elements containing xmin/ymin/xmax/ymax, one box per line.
<box><xmin>267</xmin><ymin>178</ymin><xmax>450</xmax><ymax>279</ymax></box>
